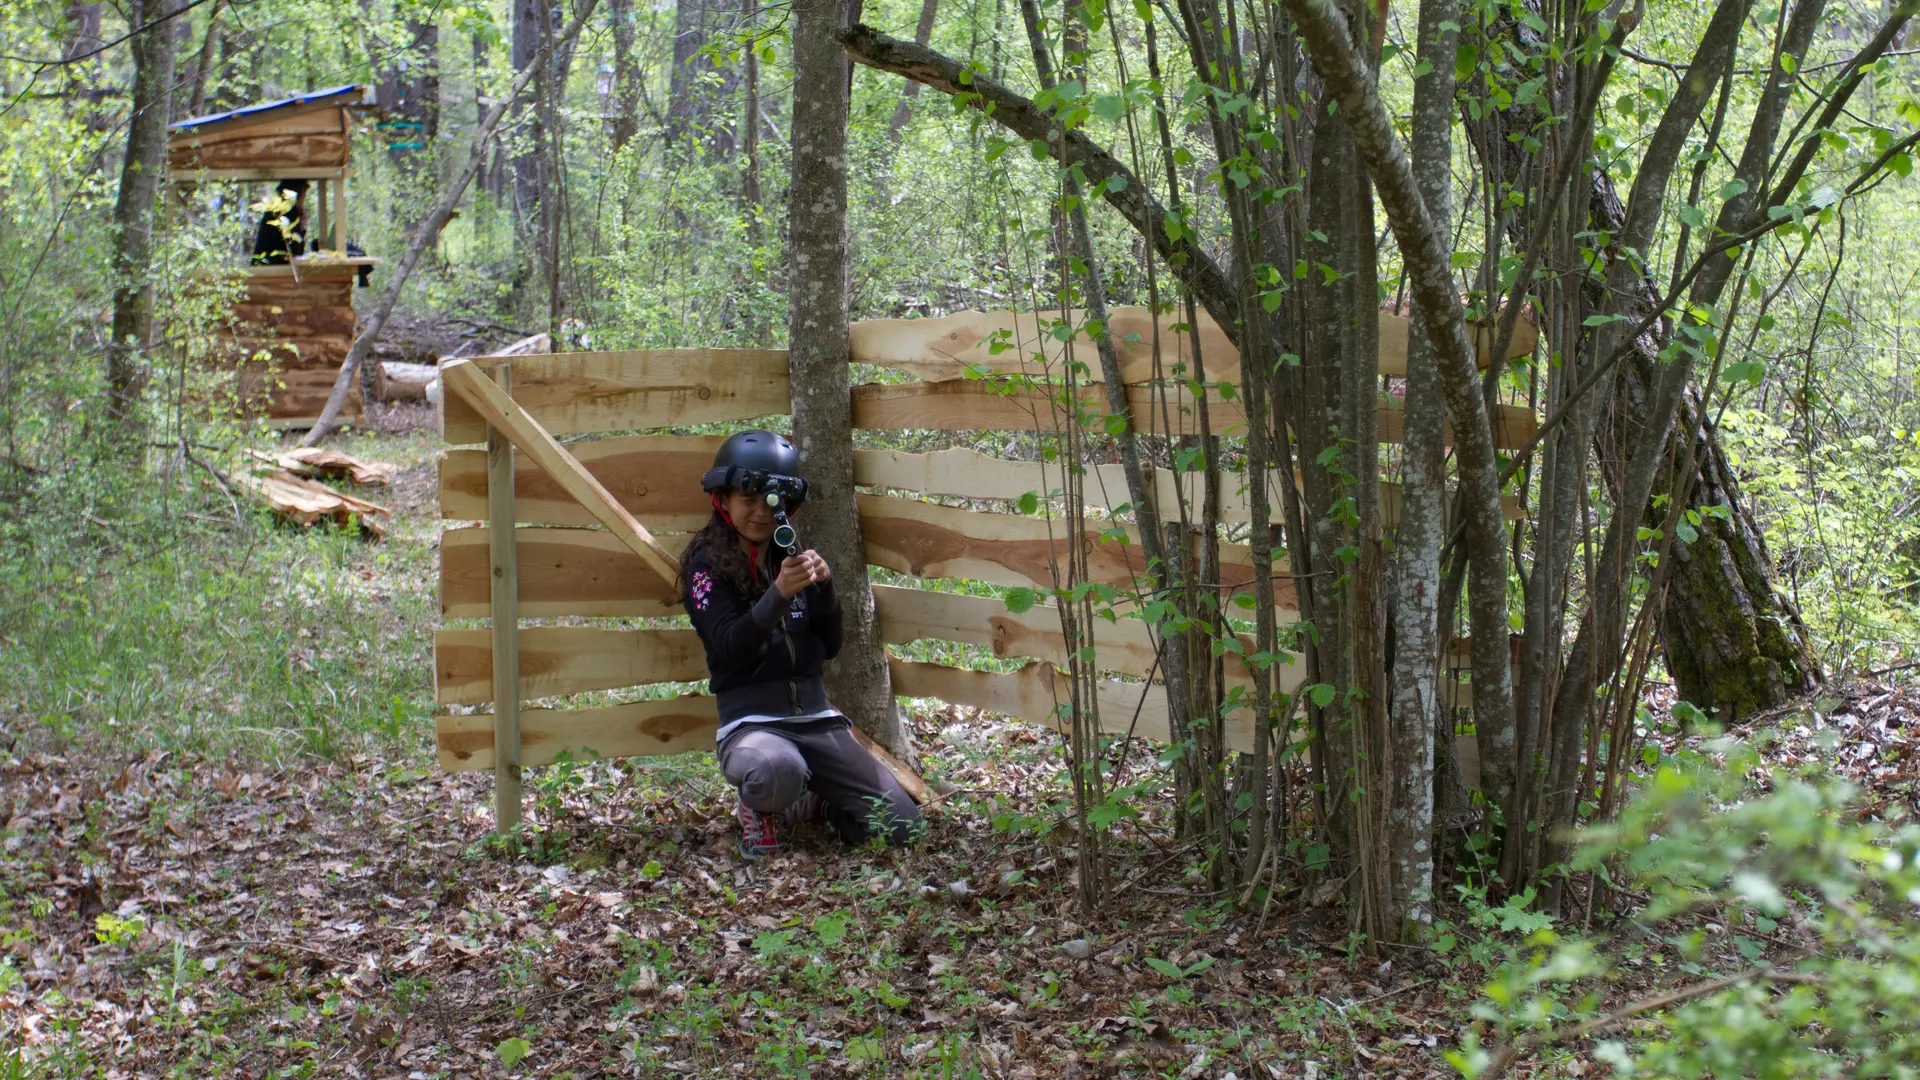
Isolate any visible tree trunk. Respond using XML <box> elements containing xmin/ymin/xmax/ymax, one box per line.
<box><xmin>511</xmin><ymin>0</ymin><xmax>545</xmax><ymax>228</ymax></box>
<box><xmin>608</xmin><ymin>0</ymin><xmax>642</xmax><ymax>152</ymax></box>
<box><xmin>669</xmin><ymin>0</ymin><xmax>743</xmax><ymax>151</ymax></box>
<box><xmin>380</xmin><ymin>14</ymin><xmax>440</xmax><ymax>168</ymax></box>
<box><xmin>1386</xmin><ymin>0</ymin><xmax>1457</xmax><ymax>939</ymax></box>
<box><xmin>885</xmin><ymin>0</ymin><xmax>939</xmax><ymax>144</ymax></box>
<box><xmin>185</xmin><ymin>0</ymin><xmax>222</xmax><ymax>118</ymax></box>
<box><xmin>1282</xmin><ymin>0</ymin><xmax>1517</xmax><ymax>881</ymax></box>
<box><xmin>106</xmin><ymin>0</ymin><xmax>178</xmax><ymax>434</ymax></box>
<box><xmin>790</xmin><ymin>0</ymin><xmax>912</xmax><ymax>759</ymax></box>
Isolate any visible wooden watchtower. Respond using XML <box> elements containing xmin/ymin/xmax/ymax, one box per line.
<box><xmin>169</xmin><ymin>84</ymin><xmax>381</xmax><ymax>428</ymax></box>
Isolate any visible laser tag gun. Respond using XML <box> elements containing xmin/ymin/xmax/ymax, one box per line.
<box><xmin>762</xmin><ymin>476</ymin><xmax>807</xmax><ymax>561</ymax></box>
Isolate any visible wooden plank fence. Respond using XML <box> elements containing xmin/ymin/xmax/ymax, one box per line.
<box><xmin>434</xmin><ymin>308</ymin><xmax>1524</xmax><ymax>826</ymax></box>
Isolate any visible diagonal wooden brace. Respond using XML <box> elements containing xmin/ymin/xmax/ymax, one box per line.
<box><xmin>442</xmin><ymin>358</ymin><xmax>682</xmax><ymax>591</ymax></box>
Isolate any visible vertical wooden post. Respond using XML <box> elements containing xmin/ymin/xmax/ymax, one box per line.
<box><xmin>332</xmin><ymin>172</ymin><xmax>347</xmax><ymax>253</ymax></box>
<box><xmin>487</xmin><ymin>364</ymin><xmax>522</xmax><ymax>835</ymax></box>
<box><xmin>315</xmin><ymin>179</ymin><xmax>329</xmax><ymax>252</ymax></box>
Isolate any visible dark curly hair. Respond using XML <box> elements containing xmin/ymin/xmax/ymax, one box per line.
<box><xmin>678</xmin><ymin>509</ymin><xmax>765</xmax><ymax>604</ymax></box>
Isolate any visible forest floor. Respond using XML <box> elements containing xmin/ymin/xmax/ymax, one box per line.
<box><xmin>3</xmin><ymin>413</ymin><xmax>1916</xmax><ymax>1079</ymax></box>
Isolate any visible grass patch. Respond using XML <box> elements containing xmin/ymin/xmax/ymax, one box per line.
<box><xmin>0</xmin><ymin>428</ymin><xmax>443</xmax><ymax>762</ymax></box>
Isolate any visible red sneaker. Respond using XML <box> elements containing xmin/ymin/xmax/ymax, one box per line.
<box><xmin>737</xmin><ymin>798</ymin><xmax>783</xmax><ymax>859</ymax></box>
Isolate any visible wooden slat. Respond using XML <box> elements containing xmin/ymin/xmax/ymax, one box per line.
<box><xmin>440</xmin><ymin>349</ymin><xmax>790</xmax><ymax>444</ymax></box>
<box><xmin>441</xmin><ymin>505</ymin><xmax>1290</xmax><ymax>620</ymax></box>
<box><xmin>235</xmin><ymin>363</ymin><xmax>361</xmax><ymax>422</ymax></box>
<box><xmin>849</xmin><ymin>306</ymin><xmax>1236</xmax><ymax>384</ymax></box>
<box><xmin>1149</xmin><ymin>470</ymin><xmax>1526</xmax><ymax>526</ymax></box>
<box><xmin>230</xmin><ymin>303</ymin><xmax>357</xmax><ymax>337</ymax></box>
<box><xmin>445</xmin><ymin>438</ymin><xmax>1525</xmax><ymax>532</ymax></box>
<box><xmin>440</xmin><ymin>527</ymin><xmax>687</xmax><ymax>618</ymax></box>
<box><xmin>436</xmin><ymin>586</ymin><xmax>1306</xmax><ymax>705</ymax></box>
<box><xmin>436</xmin><ymin>696</ymin><xmax>721</xmax><ymax>772</ymax></box>
<box><xmin>434</xmin><ymin>626</ymin><xmax>707</xmax><ymax>705</ymax></box>
<box><xmin>168</xmin><ymin>134</ymin><xmax>350</xmax><ymax>173</ymax></box>
<box><xmin>851</xmin><ymin>380</ymin><xmax>1536</xmax><ymax>448</ymax></box>
<box><xmin>861</xmin><ymin>493</ymin><xmax>1296</xmax><ymax>606</ymax></box>
<box><xmin>873</xmin><ymin>584</ymin><xmax>1161</xmax><ymax>675</ymax></box>
<box><xmin>850</xmin><ymin>380</ymin><xmax>1249</xmax><ymax>437</ymax></box>
<box><xmin>173</xmin><ymin>165</ymin><xmax>349</xmax><ymax>183</ymax></box>
<box><xmin>441</xmin><ymin>359</ymin><xmax>681</xmax><ymax>587</ymax></box>
<box><xmin>848</xmin><ymin>306</ymin><xmax>1537</xmax><ymax>383</ymax></box>
<box><xmin>439</xmin><ymin>434</ymin><xmax>726</xmax><ymax>527</ymax></box>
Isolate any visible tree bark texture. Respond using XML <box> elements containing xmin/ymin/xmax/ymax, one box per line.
<box><xmin>791</xmin><ymin>0</ymin><xmax>911</xmax><ymax>759</ymax></box>
<box><xmin>608</xmin><ymin>0</ymin><xmax>642</xmax><ymax>152</ymax></box>
<box><xmin>184</xmin><ymin>0</ymin><xmax>222</xmax><ymax>119</ymax></box>
<box><xmin>1385</xmin><ymin>0</ymin><xmax>1456</xmax><ymax>937</ymax></box>
<box><xmin>886</xmin><ymin>0</ymin><xmax>940</xmax><ymax>143</ymax></box>
<box><xmin>378</xmin><ymin>15</ymin><xmax>440</xmax><ymax>167</ymax></box>
<box><xmin>106</xmin><ymin>0</ymin><xmax>177</xmax><ymax>430</ymax></box>
<box><xmin>669</xmin><ymin>0</ymin><xmax>742</xmax><ymax>151</ymax></box>
<box><xmin>511</xmin><ymin>0</ymin><xmax>544</xmax><ymax>215</ymax></box>
<box><xmin>1280</xmin><ymin>0</ymin><xmax>1517</xmax><ymax>833</ymax></box>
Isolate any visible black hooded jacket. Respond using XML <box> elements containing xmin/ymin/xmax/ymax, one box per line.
<box><xmin>683</xmin><ymin>542</ymin><xmax>844</xmax><ymax>724</ymax></box>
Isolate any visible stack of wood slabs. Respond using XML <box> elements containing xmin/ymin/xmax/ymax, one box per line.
<box><xmin>225</xmin><ymin>261</ymin><xmax>367</xmax><ymax>429</ymax></box>
<box><xmin>432</xmin><ymin>329</ymin><xmax>1526</xmax><ymax>773</ymax></box>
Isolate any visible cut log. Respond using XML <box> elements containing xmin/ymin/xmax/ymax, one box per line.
<box><xmin>227</xmin><ymin>467</ymin><xmax>390</xmax><ymax>537</ymax></box>
<box><xmin>375</xmin><ymin>360</ymin><xmax>438</xmax><ymax>402</ymax></box>
<box><xmin>250</xmin><ymin>447</ymin><xmax>396</xmax><ymax>485</ymax></box>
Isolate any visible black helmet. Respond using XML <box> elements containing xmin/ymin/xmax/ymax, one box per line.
<box><xmin>701</xmin><ymin>430</ymin><xmax>808</xmax><ymax>510</ymax></box>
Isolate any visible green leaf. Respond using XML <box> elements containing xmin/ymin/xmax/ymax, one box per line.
<box><xmin>812</xmin><ymin>912</ymin><xmax>850</xmax><ymax>944</ymax></box>
<box><xmin>1102</xmin><ymin>413</ymin><xmax>1131</xmax><ymax>437</ymax></box>
<box><xmin>497</xmin><ymin>1038</ymin><xmax>533</xmax><ymax>1068</ymax></box>
<box><xmin>1307</xmin><ymin>683</ymin><xmax>1336</xmax><ymax>708</ymax></box>
<box><xmin>1144</xmin><ymin>957</ymin><xmax>1185</xmax><ymax>979</ymax></box>
<box><xmin>1454</xmin><ymin>42</ymin><xmax>1479</xmax><ymax>82</ymax></box>
<box><xmin>1717</xmin><ymin>177</ymin><xmax>1748</xmax><ymax>200</ymax></box>
<box><xmin>1018</xmin><ymin>490</ymin><xmax>1039</xmax><ymax>515</ymax></box>
<box><xmin>1005</xmin><ymin>587</ymin><xmax>1040</xmax><ymax>615</ymax></box>
<box><xmin>1582</xmin><ymin>313</ymin><xmax>1626</xmax><ymax>327</ymax></box>
<box><xmin>1090</xmin><ymin>94</ymin><xmax>1125</xmax><ymax>123</ymax></box>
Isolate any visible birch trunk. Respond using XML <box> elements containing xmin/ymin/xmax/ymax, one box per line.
<box><xmin>1386</xmin><ymin>0</ymin><xmax>1455</xmax><ymax>937</ymax></box>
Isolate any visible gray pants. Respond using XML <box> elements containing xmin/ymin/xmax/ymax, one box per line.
<box><xmin>718</xmin><ymin>718</ymin><xmax>921</xmax><ymax>846</ymax></box>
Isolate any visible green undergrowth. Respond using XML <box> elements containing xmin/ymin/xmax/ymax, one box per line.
<box><xmin>0</xmin><ymin>428</ymin><xmax>442</xmax><ymax>763</ymax></box>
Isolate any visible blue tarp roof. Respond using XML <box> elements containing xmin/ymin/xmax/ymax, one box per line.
<box><xmin>170</xmin><ymin>84</ymin><xmax>365</xmax><ymax>132</ymax></box>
